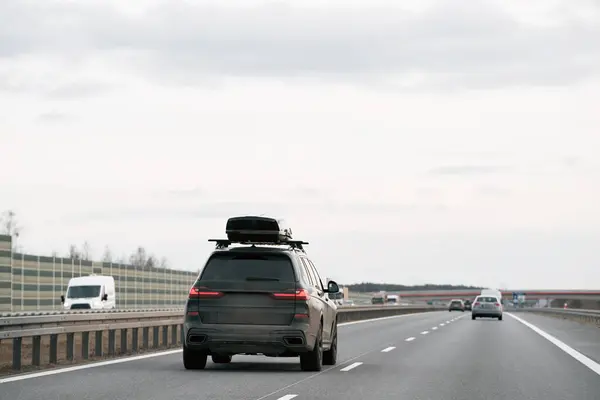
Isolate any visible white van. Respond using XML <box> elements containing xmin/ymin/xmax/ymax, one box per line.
<box><xmin>61</xmin><ymin>275</ymin><xmax>116</xmax><ymax>310</ymax></box>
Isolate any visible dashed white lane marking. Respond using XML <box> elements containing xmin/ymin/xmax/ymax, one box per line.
<box><xmin>381</xmin><ymin>346</ymin><xmax>396</xmax><ymax>352</ymax></box>
<box><xmin>405</xmin><ymin>337</ymin><xmax>415</xmax><ymax>342</ymax></box>
<box><xmin>421</xmin><ymin>330</ymin><xmax>429</xmax><ymax>335</ymax></box>
<box><xmin>432</xmin><ymin>327</ymin><xmax>438</xmax><ymax>330</ymax></box>
<box><xmin>340</xmin><ymin>362</ymin><xmax>363</xmax><ymax>372</ymax></box>
<box><xmin>446</xmin><ymin>320</ymin><xmax>450</xmax><ymax>323</ymax></box>
<box><xmin>507</xmin><ymin>313</ymin><xmax>600</xmax><ymax>377</ymax></box>
<box><xmin>277</xmin><ymin>396</ymin><xmax>298</xmax><ymax>400</ymax></box>
<box><xmin>440</xmin><ymin>323</ymin><xmax>445</xmax><ymax>326</ymax></box>
<box><xmin>1</xmin><ymin>311</ymin><xmax>438</xmax><ymax>385</ymax></box>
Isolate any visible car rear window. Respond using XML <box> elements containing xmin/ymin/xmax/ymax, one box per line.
<box><xmin>477</xmin><ymin>297</ymin><xmax>498</xmax><ymax>303</ymax></box>
<box><xmin>200</xmin><ymin>252</ymin><xmax>295</xmax><ymax>282</ymax></box>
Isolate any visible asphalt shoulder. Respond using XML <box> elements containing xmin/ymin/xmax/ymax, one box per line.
<box><xmin>510</xmin><ymin>311</ymin><xmax>600</xmax><ymax>363</ymax></box>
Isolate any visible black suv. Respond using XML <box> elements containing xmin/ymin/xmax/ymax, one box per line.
<box><xmin>183</xmin><ymin>216</ymin><xmax>341</xmax><ymax>372</ymax></box>
<box><xmin>463</xmin><ymin>299</ymin><xmax>472</xmax><ymax>311</ymax></box>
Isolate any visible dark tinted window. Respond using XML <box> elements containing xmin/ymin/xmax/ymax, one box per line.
<box><xmin>300</xmin><ymin>258</ymin><xmax>319</xmax><ymax>289</ymax></box>
<box><xmin>299</xmin><ymin>261</ymin><xmax>314</xmax><ymax>286</ymax></box>
<box><xmin>67</xmin><ymin>285</ymin><xmax>101</xmax><ymax>298</ymax></box>
<box><xmin>477</xmin><ymin>297</ymin><xmax>498</xmax><ymax>303</ymax></box>
<box><xmin>306</xmin><ymin>259</ymin><xmax>324</xmax><ymax>289</ymax></box>
<box><xmin>200</xmin><ymin>253</ymin><xmax>295</xmax><ymax>282</ymax></box>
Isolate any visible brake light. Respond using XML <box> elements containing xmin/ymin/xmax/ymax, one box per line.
<box><xmin>474</xmin><ymin>302</ymin><xmax>480</xmax><ymax>307</ymax></box>
<box><xmin>189</xmin><ymin>287</ymin><xmax>223</xmax><ymax>298</ymax></box>
<box><xmin>272</xmin><ymin>289</ymin><xmax>310</xmax><ymax>301</ymax></box>
<box><xmin>494</xmin><ymin>303</ymin><xmax>500</xmax><ymax>307</ymax></box>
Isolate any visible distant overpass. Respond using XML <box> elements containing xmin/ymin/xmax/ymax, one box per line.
<box><xmin>382</xmin><ymin>289</ymin><xmax>600</xmax><ymax>301</ymax></box>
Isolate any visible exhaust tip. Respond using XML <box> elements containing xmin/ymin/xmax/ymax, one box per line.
<box><xmin>189</xmin><ymin>334</ymin><xmax>207</xmax><ymax>344</ymax></box>
<box><xmin>283</xmin><ymin>336</ymin><xmax>304</xmax><ymax>345</ymax></box>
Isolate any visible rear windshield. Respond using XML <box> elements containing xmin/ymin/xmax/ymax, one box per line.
<box><xmin>477</xmin><ymin>297</ymin><xmax>498</xmax><ymax>303</ymax></box>
<box><xmin>200</xmin><ymin>252</ymin><xmax>295</xmax><ymax>282</ymax></box>
<box><xmin>451</xmin><ymin>301</ymin><xmax>462</xmax><ymax>304</ymax></box>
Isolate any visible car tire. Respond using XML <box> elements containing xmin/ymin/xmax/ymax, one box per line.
<box><xmin>471</xmin><ymin>315</ymin><xmax>476</xmax><ymax>320</ymax></box>
<box><xmin>323</xmin><ymin>322</ymin><xmax>337</xmax><ymax>366</ymax></box>
<box><xmin>183</xmin><ymin>345</ymin><xmax>207</xmax><ymax>370</ymax></box>
<box><xmin>498</xmin><ymin>316</ymin><xmax>503</xmax><ymax>321</ymax></box>
<box><xmin>211</xmin><ymin>354</ymin><xmax>232</xmax><ymax>364</ymax></box>
<box><xmin>300</xmin><ymin>323</ymin><xmax>323</xmax><ymax>372</ymax></box>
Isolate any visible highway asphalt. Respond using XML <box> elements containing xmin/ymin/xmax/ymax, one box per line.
<box><xmin>2</xmin><ymin>311</ymin><xmax>599</xmax><ymax>400</ymax></box>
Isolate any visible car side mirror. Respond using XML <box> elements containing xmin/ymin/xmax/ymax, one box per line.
<box><xmin>60</xmin><ymin>295</ymin><xmax>65</xmax><ymax>303</ymax></box>
<box><xmin>327</xmin><ymin>280</ymin><xmax>339</xmax><ymax>293</ymax></box>
<box><xmin>102</xmin><ymin>294</ymin><xmax>108</xmax><ymax>301</ymax></box>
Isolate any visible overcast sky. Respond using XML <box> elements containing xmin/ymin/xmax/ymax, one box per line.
<box><xmin>1</xmin><ymin>0</ymin><xmax>599</xmax><ymax>290</ymax></box>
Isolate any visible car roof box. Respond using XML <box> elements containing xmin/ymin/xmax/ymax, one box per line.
<box><xmin>225</xmin><ymin>216</ymin><xmax>292</xmax><ymax>243</ymax></box>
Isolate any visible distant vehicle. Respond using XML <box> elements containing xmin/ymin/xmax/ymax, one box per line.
<box><xmin>387</xmin><ymin>295</ymin><xmax>400</xmax><ymax>305</ymax></box>
<box><xmin>371</xmin><ymin>291</ymin><xmax>388</xmax><ymax>304</ymax></box>
<box><xmin>463</xmin><ymin>299</ymin><xmax>472</xmax><ymax>311</ymax></box>
<box><xmin>471</xmin><ymin>295</ymin><xmax>503</xmax><ymax>320</ymax></box>
<box><xmin>480</xmin><ymin>289</ymin><xmax>503</xmax><ymax>304</ymax></box>
<box><xmin>448</xmin><ymin>299</ymin><xmax>465</xmax><ymax>312</ymax></box>
<box><xmin>183</xmin><ymin>216</ymin><xmax>340</xmax><ymax>372</ymax></box>
<box><xmin>60</xmin><ymin>275</ymin><xmax>116</xmax><ymax>310</ymax></box>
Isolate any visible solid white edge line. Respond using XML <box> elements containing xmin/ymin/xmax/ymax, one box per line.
<box><xmin>0</xmin><ymin>349</ymin><xmax>183</xmax><ymax>384</ymax></box>
<box><xmin>381</xmin><ymin>346</ymin><xmax>396</xmax><ymax>352</ymax></box>
<box><xmin>507</xmin><ymin>313</ymin><xmax>600</xmax><ymax>376</ymax></box>
<box><xmin>277</xmin><ymin>395</ymin><xmax>298</xmax><ymax>400</ymax></box>
<box><xmin>405</xmin><ymin>337</ymin><xmax>415</xmax><ymax>342</ymax></box>
<box><xmin>1</xmin><ymin>310</ymin><xmax>443</xmax><ymax>384</ymax></box>
<box><xmin>340</xmin><ymin>362</ymin><xmax>363</xmax><ymax>372</ymax></box>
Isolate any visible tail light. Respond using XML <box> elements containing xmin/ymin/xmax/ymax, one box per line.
<box><xmin>494</xmin><ymin>303</ymin><xmax>500</xmax><ymax>307</ymax></box>
<box><xmin>474</xmin><ymin>302</ymin><xmax>480</xmax><ymax>307</ymax></box>
<box><xmin>189</xmin><ymin>287</ymin><xmax>223</xmax><ymax>298</ymax></box>
<box><xmin>272</xmin><ymin>289</ymin><xmax>310</xmax><ymax>301</ymax></box>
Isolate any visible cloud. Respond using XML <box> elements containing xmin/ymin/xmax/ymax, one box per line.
<box><xmin>1</xmin><ymin>0</ymin><xmax>599</xmax><ymax>91</ymax></box>
<box><xmin>36</xmin><ymin>111</ymin><xmax>70</xmax><ymax>123</ymax></box>
<box><xmin>61</xmin><ymin>200</ymin><xmax>447</xmax><ymax>223</ymax></box>
<box><xmin>427</xmin><ymin>164</ymin><xmax>511</xmax><ymax>175</ymax></box>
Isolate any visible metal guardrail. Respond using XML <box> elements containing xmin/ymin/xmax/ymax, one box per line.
<box><xmin>0</xmin><ymin>308</ymin><xmax>187</xmax><ymax>318</ymax></box>
<box><xmin>512</xmin><ymin>307</ymin><xmax>600</xmax><ymax>324</ymax></box>
<box><xmin>0</xmin><ymin>305</ymin><xmax>442</xmax><ymax>374</ymax></box>
<box><xmin>0</xmin><ymin>303</ymin><xmax>411</xmax><ymax>318</ymax></box>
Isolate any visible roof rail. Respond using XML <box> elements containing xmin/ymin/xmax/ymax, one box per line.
<box><xmin>208</xmin><ymin>238</ymin><xmax>309</xmax><ymax>252</ymax></box>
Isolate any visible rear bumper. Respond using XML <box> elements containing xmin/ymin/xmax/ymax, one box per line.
<box><xmin>472</xmin><ymin>309</ymin><xmax>502</xmax><ymax>317</ymax></box>
<box><xmin>184</xmin><ymin>322</ymin><xmax>313</xmax><ymax>355</ymax></box>
<box><xmin>449</xmin><ymin>307</ymin><xmax>464</xmax><ymax>311</ymax></box>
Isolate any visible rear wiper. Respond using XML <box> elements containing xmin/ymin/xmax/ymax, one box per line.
<box><xmin>245</xmin><ymin>277</ymin><xmax>280</xmax><ymax>281</ymax></box>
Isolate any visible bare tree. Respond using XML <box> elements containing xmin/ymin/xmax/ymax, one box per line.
<box><xmin>68</xmin><ymin>244</ymin><xmax>81</xmax><ymax>260</ymax></box>
<box><xmin>81</xmin><ymin>241</ymin><xmax>92</xmax><ymax>261</ymax></box>
<box><xmin>51</xmin><ymin>250</ymin><xmax>59</xmax><ymax>258</ymax></box>
<box><xmin>1</xmin><ymin>210</ymin><xmax>23</xmax><ymax>251</ymax></box>
<box><xmin>101</xmin><ymin>246</ymin><xmax>113</xmax><ymax>262</ymax></box>
<box><xmin>145</xmin><ymin>255</ymin><xmax>158</xmax><ymax>269</ymax></box>
<box><xmin>158</xmin><ymin>257</ymin><xmax>168</xmax><ymax>269</ymax></box>
<box><xmin>129</xmin><ymin>246</ymin><xmax>147</xmax><ymax>269</ymax></box>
